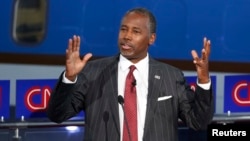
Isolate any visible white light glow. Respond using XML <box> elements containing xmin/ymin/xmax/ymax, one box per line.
<box><xmin>65</xmin><ymin>126</ymin><xmax>80</xmax><ymax>133</ymax></box>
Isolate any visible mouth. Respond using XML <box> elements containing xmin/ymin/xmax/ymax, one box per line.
<box><xmin>120</xmin><ymin>42</ymin><xmax>133</xmax><ymax>50</ymax></box>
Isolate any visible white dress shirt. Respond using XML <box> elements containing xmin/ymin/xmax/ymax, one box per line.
<box><xmin>118</xmin><ymin>54</ymin><xmax>149</xmax><ymax>141</ymax></box>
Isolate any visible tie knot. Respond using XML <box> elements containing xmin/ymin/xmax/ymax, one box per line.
<box><xmin>129</xmin><ymin>65</ymin><xmax>136</xmax><ymax>72</ymax></box>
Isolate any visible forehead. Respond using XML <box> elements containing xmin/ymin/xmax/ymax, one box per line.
<box><xmin>121</xmin><ymin>12</ymin><xmax>149</xmax><ymax>29</ymax></box>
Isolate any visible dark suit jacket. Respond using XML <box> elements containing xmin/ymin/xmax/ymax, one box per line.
<box><xmin>47</xmin><ymin>54</ymin><xmax>214</xmax><ymax>141</ymax></box>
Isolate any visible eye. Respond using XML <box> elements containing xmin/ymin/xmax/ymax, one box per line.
<box><xmin>133</xmin><ymin>30</ymin><xmax>141</xmax><ymax>34</ymax></box>
<box><xmin>120</xmin><ymin>27</ymin><xmax>127</xmax><ymax>32</ymax></box>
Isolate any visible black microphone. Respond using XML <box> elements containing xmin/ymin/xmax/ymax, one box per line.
<box><xmin>118</xmin><ymin>95</ymin><xmax>132</xmax><ymax>141</ymax></box>
<box><xmin>103</xmin><ymin>111</ymin><xmax>109</xmax><ymax>141</ymax></box>
<box><xmin>132</xmin><ymin>79</ymin><xmax>136</xmax><ymax>86</ymax></box>
<box><xmin>118</xmin><ymin>95</ymin><xmax>124</xmax><ymax>105</ymax></box>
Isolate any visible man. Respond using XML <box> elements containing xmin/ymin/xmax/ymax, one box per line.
<box><xmin>47</xmin><ymin>7</ymin><xmax>214</xmax><ymax>141</ymax></box>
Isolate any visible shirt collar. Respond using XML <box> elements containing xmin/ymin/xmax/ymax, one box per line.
<box><xmin>119</xmin><ymin>54</ymin><xmax>149</xmax><ymax>72</ymax></box>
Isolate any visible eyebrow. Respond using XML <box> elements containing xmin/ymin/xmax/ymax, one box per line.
<box><xmin>120</xmin><ymin>25</ymin><xmax>141</xmax><ymax>30</ymax></box>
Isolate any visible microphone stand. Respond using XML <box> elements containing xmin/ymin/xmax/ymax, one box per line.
<box><xmin>118</xmin><ymin>95</ymin><xmax>132</xmax><ymax>141</ymax></box>
<box><xmin>103</xmin><ymin>111</ymin><xmax>109</xmax><ymax>141</ymax></box>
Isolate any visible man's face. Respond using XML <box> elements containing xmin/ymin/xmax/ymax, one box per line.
<box><xmin>118</xmin><ymin>12</ymin><xmax>156</xmax><ymax>63</ymax></box>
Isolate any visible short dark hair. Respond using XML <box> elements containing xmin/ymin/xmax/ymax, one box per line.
<box><xmin>124</xmin><ymin>7</ymin><xmax>157</xmax><ymax>34</ymax></box>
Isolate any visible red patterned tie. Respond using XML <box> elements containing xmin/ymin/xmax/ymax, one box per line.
<box><xmin>123</xmin><ymin>65</ymin><xmax>137</xmax><ymax>141</ymax></box>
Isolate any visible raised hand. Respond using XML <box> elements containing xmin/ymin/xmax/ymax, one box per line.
<box><xmin>191</xmin><ymin>37</ymin><xmax>211</xmax><ymax>84</ymax></box>
<box><xmin>65</xmin><ymin>35</ymin><xmax>92</xmax><ymax>81</ymax></box>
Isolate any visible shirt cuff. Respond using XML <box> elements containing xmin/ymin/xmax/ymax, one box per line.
<box><xmin>197</xmin><ymin>79</ymin><xmax>211</xmax><ymax>90</ymax></box>
<box><xmin>62</xmin><ymin>71</ymin><xmax>77</xmax><ymax>84</ymax></box>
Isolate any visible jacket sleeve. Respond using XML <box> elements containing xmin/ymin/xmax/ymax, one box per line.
<box><xmin>46</xmin><ymin>71</ymin><xmax>88</xmax><ymax>123</ymax></box>
<box><xmin>177</xmin><ymin>75</ymin><xmax>214</xmax><ymax>130</ymax></box>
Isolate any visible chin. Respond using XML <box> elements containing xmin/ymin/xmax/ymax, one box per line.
<box><xmin>121</xmin><ymin>50</ymin><xmax>131</xmax><ymax>55</ymax></box>
<box><xmin>121</xmin><ymin>51</ymin><xmax>133</xmax><ymax>58</ymax></box>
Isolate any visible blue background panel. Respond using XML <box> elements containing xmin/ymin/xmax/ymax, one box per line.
<box><xmin>224</xmin><ymin>75</ymin><xmax>250</xmax><ymax>113</ymax></box>
<box><xmin>0</xmin><ymin>80</ymin><xmax>10</xmax><ymax>119</ymax></box>
<box><xmin>0</xmin><ymin>0</ymin><xmax>250</xmax><ymax>63</ymax></box>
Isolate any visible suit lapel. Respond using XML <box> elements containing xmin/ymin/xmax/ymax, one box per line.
<box><xmin>143</xmin><ymin>59</ymin><xmax>163</xmax><ymax>135</ymax></box>
<box><xmin>102</xmin><ymin>55</ymin><xmax>121</xmax><ymax>136</ymax></box>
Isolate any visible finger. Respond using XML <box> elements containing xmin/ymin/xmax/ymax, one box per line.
<box><xmin>72</xmin><ymin>35</ymin><xmax>78</xmax><ymax>52</ymax></box>
<box><xmin>66</xmin><ymin>38</ymin><xmax>73</xmax><ymax>57</ymax></box>
<box><xmin>67</xmin><ymin>38</ymin><xmax>73</xmax><ymax>51</ymax></box>
<box><xmin>76</xmin><ymin>36</ymin><xmax>81</xmax><ymax>52</ymax></box>
<box><xmin>203</xmin><ymin>37</ymin><xmax>207</xmax><ymax>48</ymax></box>
<box><xmin>82</xmin><ymin>53</ymin><xmax>93</xmax><ymax>63</ymax></box>
<box><xmin>201</xmin><ymin>38</ymin><xmax>211</xmax><ymax>60</ymax></box>
<box><xmin>205</xmin><ymin>39</ymin><xmax>211</xmax><ymax>56</ymax></box>
<box><xmin>76</xmin><ymin>35</ymin><xmax>80</xmax><ymax>47</ymax></box>
<box><xmin>72</xmin><ymin>35</ymin><xmax>81</xmax><ymax>52</ymax></box>
<box><xmin>191</xmin><ymin>50</ymin><xmax>198</xmax><ymax>59</ymax></box>
<box><xmin>201</xmin><ymin>48</ymin><xmax>206</xmax><ymax>60</ymax></box>
<box><xmin>191</xmin><ymin>50</ymin><xmax>199</xmax><ymax>64</ymax></box>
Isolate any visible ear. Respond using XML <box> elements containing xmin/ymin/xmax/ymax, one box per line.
<box><xmin>149</xmin><ymin>33</ymin><xmax>156</xmax><ymax>45</ymax></box>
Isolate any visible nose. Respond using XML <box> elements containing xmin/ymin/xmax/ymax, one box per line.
<box><xmin>124</xmin><ymin>30</ymin><xmax>132</xmax><ymax>40</ymax></box>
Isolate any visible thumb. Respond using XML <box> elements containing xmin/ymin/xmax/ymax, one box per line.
<box><xmin>82</xmin><ymin>53</ymin><xmax>93</xmax><ymax>63</ymax></box>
